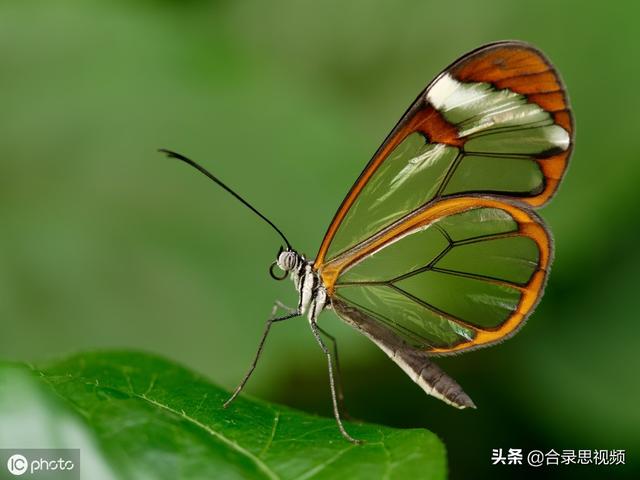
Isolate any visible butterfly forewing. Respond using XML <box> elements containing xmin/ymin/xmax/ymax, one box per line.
<box><xmin>316</xmin><ymin>41</ymin><xmax>573</xmax><ymax>266</ymax></box>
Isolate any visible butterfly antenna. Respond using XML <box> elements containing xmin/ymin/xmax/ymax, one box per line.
<box><xmin>159</xmin><ymin>149</ymin><xmax>292</xmax><ymax>250</ymax></box>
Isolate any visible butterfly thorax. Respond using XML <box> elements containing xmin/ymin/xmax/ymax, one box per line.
<box><xmin>276</xmin><ymin>250</ymin><xmax>328</xmax><ymax>321</ymax></box>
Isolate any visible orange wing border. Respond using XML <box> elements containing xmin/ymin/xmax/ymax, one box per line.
<box><xmin>320</xmin><ymin>195</ymin><xmax>552</xmax><ymax>354</ymax></box>
<box><xmin>315</xmin><ymin>41</ymin><xmax>573</xmax><ymax>268</ymax></box>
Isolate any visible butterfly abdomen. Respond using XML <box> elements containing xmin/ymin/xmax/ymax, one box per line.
<box><xmin>332</xmin><ymin>298</ymin><xmax>475</xmax><ymax>409</ymax></box>
<box><xmin>393</xmin><ymin>345</ymin><xmax>476</xmax><ymax>409</ymax></box>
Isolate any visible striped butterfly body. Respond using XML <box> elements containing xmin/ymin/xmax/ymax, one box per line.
<box><xmin>164</xmin><ymin>41</ymin><xmax>573</xmax><ymax>443</ymax></box>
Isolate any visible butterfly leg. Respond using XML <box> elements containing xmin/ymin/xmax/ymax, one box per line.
<box><xmin>315</xmin><ymin>324</ymin><xmax>350</xmax><ymax>420</ymax></box>
<box><xmin>274</xmin><ymin>300</ymin><xmax>298</xmax><ymax>315</ymax></box>
<box><xmin>224</xmin><ymin>303</ymin><xmax>300</xmax><ymax>407</ymax></box>
<box><xmin>310</xmin><ymin>319</ymin><xmax>362</xmax><ymax>444</ymax></box>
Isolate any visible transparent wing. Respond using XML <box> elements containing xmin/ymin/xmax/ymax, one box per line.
<box><xmin>316</xmin><ymin>41</ymin><xmax>572</xmax><ymax>266</ymax></box>
<box><xmin>323</xmin><ymin>197</ymin><xmax>551</xmax><ymax>354</ymax></box>
<box><xmin>332</xmin><ymin>297</ymin><xmax>476</xmax><ymax>408</ymax></box>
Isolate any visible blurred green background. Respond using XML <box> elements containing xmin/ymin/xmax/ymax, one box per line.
<box><xmin>1</xmin><ymin>0</ymin><xmax>638</xmax><ymax>478</ymax></box>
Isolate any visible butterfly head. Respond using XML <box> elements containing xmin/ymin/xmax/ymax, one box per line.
<box><xmin>270</xmin><ymin>246</ymin><xmax>300</xmax><ymax>281</ymax></box>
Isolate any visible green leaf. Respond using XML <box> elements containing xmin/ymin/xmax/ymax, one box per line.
<box><xmin>0</xmin><ymin>351</ymin><xmax>446</xmax><ymax>479</ymax></box>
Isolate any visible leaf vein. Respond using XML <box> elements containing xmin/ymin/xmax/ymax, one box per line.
<box><xmin>296</xmin><ymin>444</ymin><xmax>356</xmax><ymax>480</ymax></box>
<box><xmin>259</xmin><ymin>411</ymin><xmax>280</xmax><ymax>458</ymax></box>
<box><xmin>136</xmin><ymin>394</ymin><xmax>280</xmax><ymax>480</ymax></box>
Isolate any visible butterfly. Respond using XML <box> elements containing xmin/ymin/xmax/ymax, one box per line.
<box><xmin>161</xmin><ymin>40</ymin><xmax>573</xmax><ymax>443</ymax></box>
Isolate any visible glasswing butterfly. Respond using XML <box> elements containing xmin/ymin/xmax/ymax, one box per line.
<box><xmin>161</xmin><ymin>40</ymin><xmax>573</xmax><ymax>443</ymax></box>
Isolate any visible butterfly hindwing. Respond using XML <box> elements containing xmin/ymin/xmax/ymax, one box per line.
<box><xmin>322</xmin><ymin>196</ymin><xmax>551</xmax><ymax>354</ymax></box>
